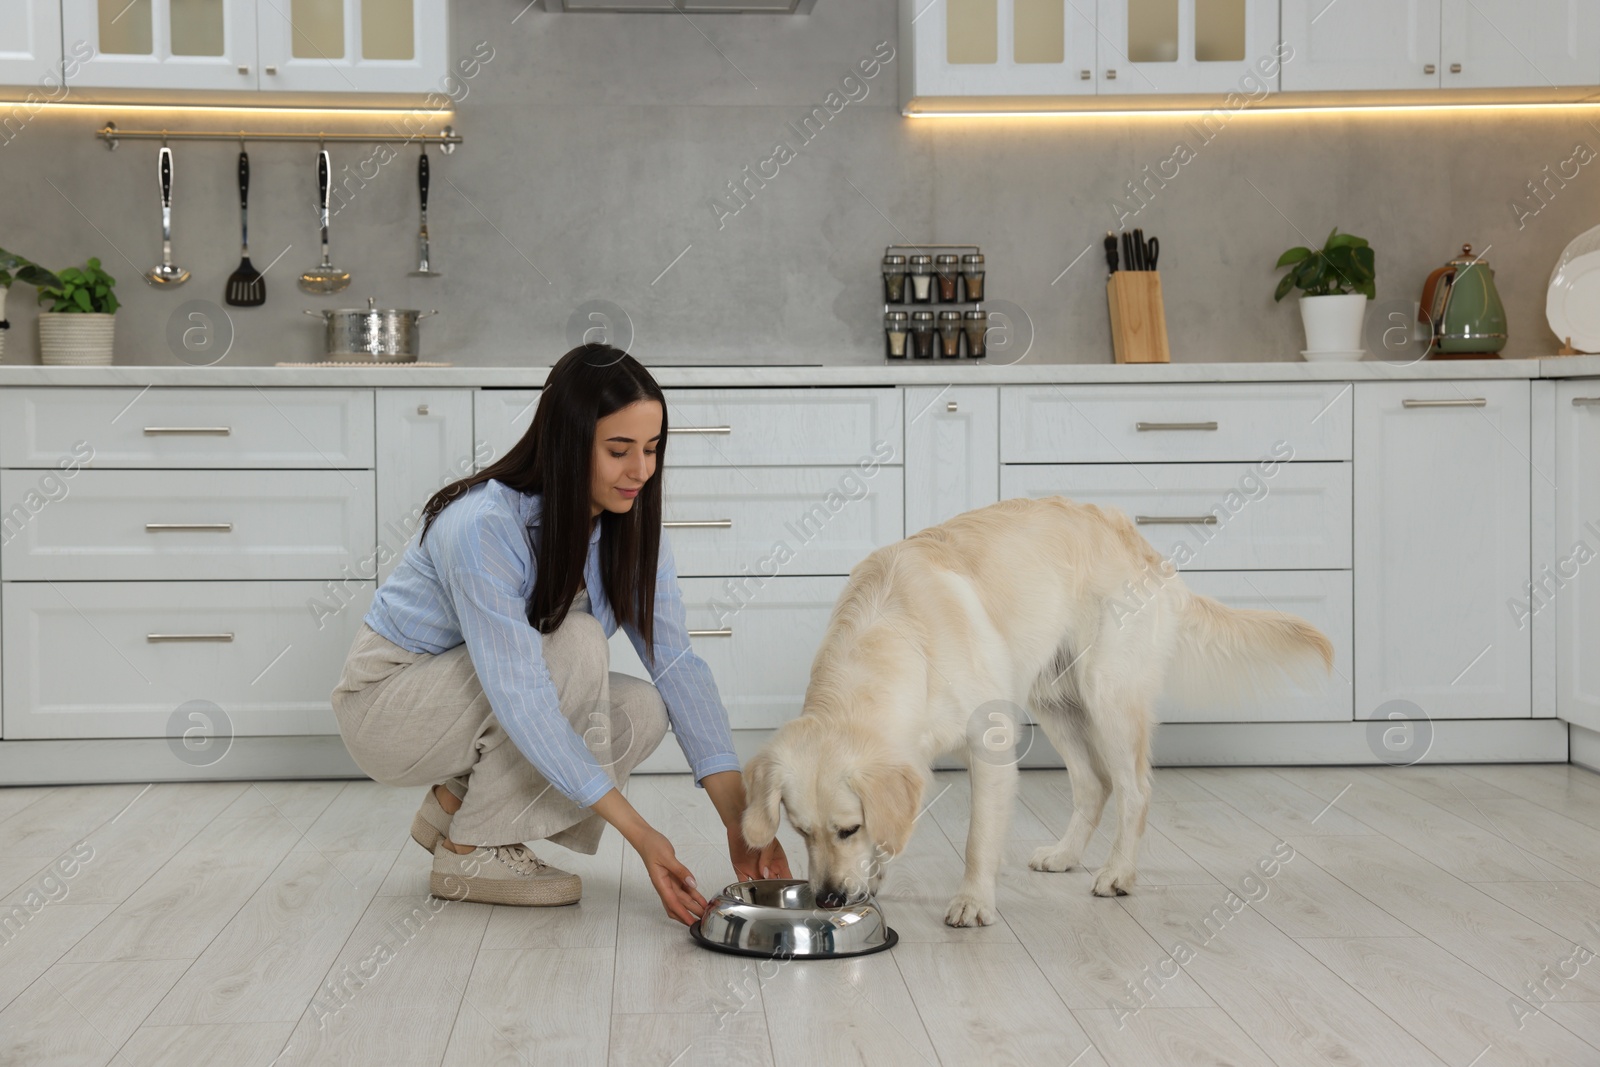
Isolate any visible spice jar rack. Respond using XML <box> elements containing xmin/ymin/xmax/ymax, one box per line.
<box><xmin>881</xmin><ymin>244</ymin><xmax>988</xmax><ymax>361</ymax></box>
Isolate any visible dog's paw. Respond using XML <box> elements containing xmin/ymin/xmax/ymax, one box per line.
<box><xmin>943</xmin><ymin>893</ymin><xmax>998</xmax><ymax>927</ymax></box>
<box><xmin>1091</xmin><ymin>866</ymin><xmax>1137</xmax><ymax>897</ymax></box>
<box><xmin>1028</xmin><ymin>845</ymin><xmax>1079</xmax><ymax>872</ymax></box>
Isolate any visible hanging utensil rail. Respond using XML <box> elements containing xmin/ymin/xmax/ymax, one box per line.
<box><xmin>96</xmin><ymin>122</ymin><xmax>463</xmax><ymax>153</ymax></box>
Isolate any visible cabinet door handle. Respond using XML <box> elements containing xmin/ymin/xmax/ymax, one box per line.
<box><xmin>1401</xmin><ymin>398</ymin><xmax>1485</xmax><ymax>408</ymax></box>
<box><xmin>143</xmin><ymin>426</ymin><xmax>232</xmax><ymax>435</ymax></box>
<box><xmin>416</xmin><ymin>403</ymin><xmax>430</xmax><ymax>415</ymax></box>
<box><xmin>1105</xmin><ymin>69</ymin><xmax>1118</xmax><ymax>79</ymax></box>
<box><xmin>1572</xmin><ymin>397</ymin><xmax>1600</xmax><ymax>406</ymax></box>
<box><xmin>688</xmin><ymin>628</ymin><xmax>734</xmax><ymax>637</ymax></box>
<box><xmin>1450</xmin><ymin>63</ymin><xmax>1462</xmax><ymax>74</ymax></box>
<box><xmin>1080</xmin><ymin>69</ymin><xmax>1091</xmax><ymax>80</ymax></box>
<box><xmin>668</xmin><ymin>425</ymin><xmax>732</xmax><ymax>435</ymax></box>
<box><xmin>264</xmin><ymin>65</ymin><xmax>278</xmax><ymax>75</ymax></box>
<box><xmin>1135</xmin><ymin>515</ymin><xmax>1218</xmax><ymax>526</ymax></box>
<box><xmin>1424</xmin><ymin>63</ymin><xmax>1437</xmax><ymax>74</ymax></box>
<box><xmin>947</xmin><ymin>401</ymin><xmax>959</xmax><ymax>412</ymax></box>
<box><xmin>1136</xmin><ymin>421</ymin><xmax>1218</xmax><ymax>431</ymax></box>
<box><xmin>147</xmin><ymin>632</ymin><xmax>235</xmax><ymax>642</ymax></box>
<box><xmin>146</xmin><ymin>522</ymin><xmax>233</xmax><ymax>532</ymax></box>
<box><xmin>664</xmin><ymin>519</ymin><xmax>733</xmax><ymax>529</ymax></box>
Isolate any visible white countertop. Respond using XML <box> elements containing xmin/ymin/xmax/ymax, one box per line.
<box><xmin>1</xmin><ymin>356</ymin><xmax>1598</xmax><ymax>387</ymax></box>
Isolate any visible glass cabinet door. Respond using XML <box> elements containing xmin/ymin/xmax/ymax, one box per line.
<box><xmin>257</xmin><ymin>0</ymin><xmax>447</xmax><ymax>94</ymax></box>
<box><xmin>1097</xmin><ymin>0</ymin><xmax>1278</xmax><ymax>94</ymax></box>
<box><xmin>917</xmin><ymin>0</ymin><xmax>1097</xmax><ymax>99</ymax></box>
<box><xmin>62</xmin><ymin>0</ymin><xmax>257</xmax><ymax>90</ymax></box>
<box><xmin>0</xmin><ymin>0</ymin><xmax>64</xmax><ymax>86</ymax></box>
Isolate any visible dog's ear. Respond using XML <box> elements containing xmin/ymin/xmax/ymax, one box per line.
<box><xmin>741</xmin><ymin>750</ymin><xmax>784</xmax><ymax>849</ymax></box>
<box><xmin>853</xmin><ymin>762</ymin><xmax>925</xmax><ymax>857</ymax></box>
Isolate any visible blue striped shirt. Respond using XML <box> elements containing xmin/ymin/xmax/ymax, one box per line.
<box><xmin>363</xmin><ymin>480</ymin><xmax>741</xmax><ymax>807</ymax></box>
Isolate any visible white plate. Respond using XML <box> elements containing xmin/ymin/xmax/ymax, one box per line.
<box><xmin>1301</xmin><ymin>349</ymin><xmax>1367</xmax><ymax>362</ymax></box>
<box><xmin>1546</xmin><ymin>249</ymin><xmax>1600</xmax><ymax>352</ymax></box>
<box><xmin>1549</xmin><ymin>222</ymin><xmax>1600</xmax><ymax>289</ymax></box>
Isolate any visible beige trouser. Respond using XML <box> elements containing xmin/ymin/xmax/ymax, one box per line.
<box><xmin>330</xmin><ymin>611</ymin><xmax>669</xmax><ymax>852</ymax></box>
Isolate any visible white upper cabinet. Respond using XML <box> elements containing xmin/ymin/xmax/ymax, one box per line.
<box><xmin>1097</xmin><ymin>0</ymin><xmax>1280</xmax><ymax>95</ymax></box>
<box><xmin>1440</xmin><ymin>0</ymin><xmax>1600</xmax><ymax>89</ymax></box>
<box><xmin>257</xmin><ymin>0</ymin><xmax>451</xmax><ymax>94</ymax></box>
<box><xmin>0</xmin><ymin>0</ymin><xmax>63</xmax><ymax>85</ymax></box>
<box><xmin>904</xmin><ymin>0</ymin><xmax>1098</xmax><ymax>99</ymax></box>
<box><xmin>62</xmin><ymin>0</ymin><xmax>257</xmax><ymax>90</ymax></box>
<box><xmin>1281</xmin><ymin>0</ymin><xmax>1442</xmax><ymax>92</ymax></box>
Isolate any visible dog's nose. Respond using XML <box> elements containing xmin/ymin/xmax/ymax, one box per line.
<box><xmin>816</xmin><ymin>889</ymin><xmax>847</xmax><ymax>909</ymax></box>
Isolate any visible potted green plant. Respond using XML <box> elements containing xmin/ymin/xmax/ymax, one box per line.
<box><xmin>1274</xmin><ymin>228</ymin><xmax>1376</xmax><ymax>360</ymax></box>
<box><xmin>36</xmin><ymin>257</ymin><xmax>120</xmax><ymax>365</ymax></box>
<box><xmin>0</xmin><ymin>247</ymin><xmax>60</xmax><ymax>363</ymax></box>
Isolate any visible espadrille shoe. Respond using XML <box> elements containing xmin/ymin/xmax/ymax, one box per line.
<box><xmin>409</xmin><ymin>787</ymin><xmax>454</xmax><ymax>853</ymax></box>
<box><xmin>429</xmin><ymin>842</ymin><xmax>582</xmax><ymax>907</ymax></box>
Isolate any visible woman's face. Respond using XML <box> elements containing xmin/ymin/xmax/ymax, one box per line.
<box><xmin>591</xmin><ymin>399</ymin><xmax>662</xmax><ymax>518</ymax></box>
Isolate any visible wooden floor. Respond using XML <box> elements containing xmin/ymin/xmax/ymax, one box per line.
<box><xmin>2</xmin><ymin>764</ymin><xmax>1599</xmax><ymax>1067</ymax></box>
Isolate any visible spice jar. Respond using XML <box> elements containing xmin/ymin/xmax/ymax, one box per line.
<box><xmin>884</xmin><ymin>310</ymin><xmax>909</xmax><ymax>359</ymax></box>
<box><xmin>963</xmin><ymin>309</ymin><xmax>988</xmax><ymax>359</ymax></box>
<box><xmin>910</xmin><ymin>310</ymin><xmax>936</xmax><ymax>358</ymax></box>
<box><xmin>961</xmin><ymin>253</ymin><xmax>986</xmax><ymax>302</ymax></box>
<box><xmin>935</xmin><ymin>254</ymin><xmax>961</xmax><ymax>302</ymax></box>
<box><xmin>907</xmin><ymin>255</ymin><xmax>934</xmax><ymax>303</ymax></box>
<box><xmin>881</xmin><ymin>253</ymin><xmax>907</xmax><ymax>304</ymax></box>
<box><xmin>937</xmin><ymin>310</ymin><xmax>962</xmax><ymax>358</ymax></box>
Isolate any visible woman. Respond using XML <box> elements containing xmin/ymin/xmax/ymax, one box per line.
<box><xmin>330</xmin><ymin>343</ymin><xmax>789</xmax><ymax>925</ymax></box>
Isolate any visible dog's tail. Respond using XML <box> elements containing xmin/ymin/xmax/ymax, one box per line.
<box><xmin>1163</xmin><ymin>588</ymin><xmax>1335</xmax><ymax>707</ymax></box>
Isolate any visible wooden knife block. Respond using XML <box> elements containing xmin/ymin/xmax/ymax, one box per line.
<box><xmin>1107</xmin><ymin>271</ymin><xmax>1171</xmax><ymax>364</ymax></box>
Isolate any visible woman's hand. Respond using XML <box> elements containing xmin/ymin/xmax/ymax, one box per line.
<box><xmin>729</xmin><ymin>825</ymin><xmax>792</xmax><ymax>882</ymax></box>
<box><xmin>636</xmin><ymin>828</ymin><xmax>708</xmax><ymax>926</ymax></box>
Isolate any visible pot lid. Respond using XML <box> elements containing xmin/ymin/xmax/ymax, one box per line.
<box><xmin>317</xmin><ymin>297</ymin><xmax>425</xmax><ymax>315</ymax></box>
<box><xmin>1449</xmin><ymin>243</ymin><xmax>1490</xmax><ymax>268</ymax></box>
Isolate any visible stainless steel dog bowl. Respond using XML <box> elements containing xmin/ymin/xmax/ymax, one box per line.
<box><xmin>689</xmin><ymin>879</ymin><xmax>898</xmax><ymax>959</ymax></box>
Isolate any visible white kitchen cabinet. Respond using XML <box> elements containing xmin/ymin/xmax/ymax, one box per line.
<box><xmin>1280</xmin><ymin>0</ymin><xmax>1442</xmax><ymax>92</ymax></box>
<box><xmin>1555</xmin><ymin>382</ymin><xmax>1600</xmax><ymax>732</ymax></box>
<box><xmin>608</xmin><ymin>574</ymin><xmax>848</xmax><ymax>729</ymax></box>
<box><xmin>1354</xmin><ymin>381</ymin><xmax>1531</xmax><ymax>720</ymax></box>
<box><xmin>905</xmin><ymin>385</ymin><xmax>999</xmax><ymax>535</ymax></box>
<box><xmin>256</xmin><ymin>0</ymin><xmax>452</xmax><ymax>94</ymax></box>
<box><xmin>375</xmin><ymin>388</ymin><xmax>477</xmax><ymax>584</ymax></box>
<box><xmin>661</xmin><ymin>388</ymin><xmax>903</xmax><ymax>469</ymax></box>
<box><xmin>1096</xmin><ymin>0</ymin><xmax>1280</xmax><ymax>95</ymax></box>
<box><xmin>62</xmin><ymin>0</ymin><xmax>259</xmax><ymax>91</ymax></box>
<box><xmin>2</xmin><ymin>579</ymin><xmax>369</xmax><ymax>739</ymax></box>
<box><xmin>1440</xmin><ymin>0</ymin><xmax>1600</xmax><ymax>89</ymax></box>
<box><xmin>901</xmin><ymin>0</ymin><xmax>1099</xmax><ymax>100</ymax></box>
<box><xmin>473</xmin><ymin>389</ymin><xmax>540</xmax><ymax>471</ymax></box>
<box><xmin>0</xmin><ymin>0</ymin><xmax>63</xmax><ymax>85</ymax></box>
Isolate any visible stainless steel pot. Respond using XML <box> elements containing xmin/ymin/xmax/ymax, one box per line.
<box><xmin>305</xmin><ymin>297</ymin><xmax>438</xmax><ymax>362</ymax></box>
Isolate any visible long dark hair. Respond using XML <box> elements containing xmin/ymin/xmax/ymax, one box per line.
<box><xmin>419</xmin><ymin>344</ymin><xmax>667</xmax><ymax>656</ymax></box>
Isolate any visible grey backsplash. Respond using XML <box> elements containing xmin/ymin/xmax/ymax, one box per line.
<box><xmin>1</xmin><ymin>1</ymin><xmax>1595</xmax><ymax>367</ymax></box>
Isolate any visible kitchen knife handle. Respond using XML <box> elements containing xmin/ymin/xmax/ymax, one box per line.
<box><xmin>159</xmin><ymin>146</ymin><xmax>173</xmax><ymax>208</ymax></box>
<box><xmin>418</xmin><ymin>150</ymin><xmax>430</xmax><ymax>212</ymax></box>
<box><xmin>1146</xmin><ymin>236</ymin><xmax>1159</xmax><ymax>270</ymax></box>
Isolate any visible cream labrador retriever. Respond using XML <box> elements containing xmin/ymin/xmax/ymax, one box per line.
<box><xmin>741</xmin><ymin>496</ymin><xmax>1332</xmax><ymax>927</ymax></box>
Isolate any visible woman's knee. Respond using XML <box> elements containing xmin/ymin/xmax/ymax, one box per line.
<box><xmin>544</xmin><ymin>610</ymin><xmax>610</xmax><ymax>693</ymax></box>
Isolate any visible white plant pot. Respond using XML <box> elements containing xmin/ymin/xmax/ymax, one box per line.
<box><xmin>39</xmin><ymin>311</ymin><xmax>116</xmax><ymax>366</ymax></box>
<box><xmin>1299</xmin><ymin>293</ymin><xmax>1369</xmax><ymax>355</ymax></box>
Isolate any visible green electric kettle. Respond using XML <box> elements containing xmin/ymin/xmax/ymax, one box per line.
<box><xmin>1419</xmin><ymin>243</ymin><xmax>1508</xmax><ymax>358</ymax></box>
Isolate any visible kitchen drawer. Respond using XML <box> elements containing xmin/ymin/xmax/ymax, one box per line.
<box><xmin>609</xmin><ymin>574</ymin><xmax>848</xmax><ymax>729</ymax></box>
<box><xmin>474</xmin><ymin>389</ymin><xmax>542</xmax><ymax>471</ymax></box>
<box><xmin>2</xmin><ymin>580</ymin><xmax>371</xmax><ymax>740</ymax></box>
<box><xmin>1000</xmin><ymin>462</ymin><xmax>1352</xmax><ymax>570</ymax></box>
<box><xmin>0</xmin><ymin>469</ymin><xmax>376</xmax><ymax>581</ymax></box>
<box><xmin>662</xmin><ymin>466</ymin><xmax>904</xmax><ymax>577</ymax></box>
<box><xmin>1157</xmin><ymin>571</ymin><xmax>1353</xmax><ymax>723</ymax></box>
<box><xmin>0</xmin><ymin>388</ymin><xmax>374</xmax><ymax>469</ymax></box>
<box><xmin>661</xmin><ymin>389</ymin><xmax>903</xmax><ymax>467</ymax></box>
<box><xmin>1001</xmin><ymin>384</ymin><xmax>1353</xmax><ymax>463</ymax></box>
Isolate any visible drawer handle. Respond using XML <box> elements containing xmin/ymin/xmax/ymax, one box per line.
<box><xmin>664</xmin><ymin>519</ymin><xmax>733</xmax><ymax>529</ymax></box>
<box><xmin>146</xmin><ymin>523</ymin><xmax>234</xmax><ymax>532</ymax></box>
<box><xmin>143</xmin><ymin>426</ymin><xmax>233</xmax><ymax>435</ymax></box>
<box><xmin>688</xmin><ymin>628</ymin><xmax>734</xmax><ymax>637</ymax></box>
<box><xmin>1136</xmin><ymin>421</ymin><xmax>1218</xmax><ymax>432</ymax></box>
<box><xmin>147</xmin><ymin>633</ymin><xmax>235</xmax><ymax>642</ymax></box>
<box><xmin>668</xmin><ymin>426</ymin><xmax>732</xmax><ymax>436</ymax></box>
<box><xmin>1401</xmin><ymin>398</ymin><xmax>1485</xmax><ymax>408</ymax></box>
<box><xmin>1572</xmin><ymin>397</ymin><xmax>1600</xmax><ymax>407</ymax></box>
<box><xmin>1135</xmin><ymin>515</ymin><xmax>1219</xmax><ymax>526</ymax></box>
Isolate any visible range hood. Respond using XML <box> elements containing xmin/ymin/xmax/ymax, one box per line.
<box><xmin>547</xmin><ymin>0</ymin><xmax>816</xmax><ymax>11</ymax></box>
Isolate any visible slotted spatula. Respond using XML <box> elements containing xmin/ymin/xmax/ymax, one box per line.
<box><xmin>225</xmin><ymin>149</ymin><xmax>265</xmax><ymax>307</ymax></box>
